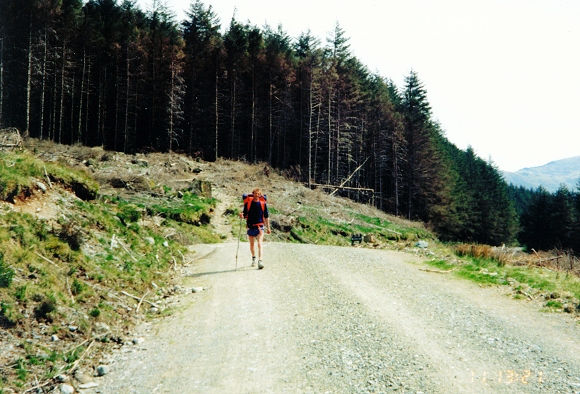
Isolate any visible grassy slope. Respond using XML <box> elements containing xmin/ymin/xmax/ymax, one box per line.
<box><xmin>0</xmin><ymin>149</ymin><xmax>219</xmax><ymax>390</ymax></box>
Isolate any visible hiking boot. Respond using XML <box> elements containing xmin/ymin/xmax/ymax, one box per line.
<box><xmin>258</xmin><ymin>260</ymin><xmax>264</xmax><ymax>270</ymax></box>
<box><xmin>251</xmin><ymin>256</ymin><xmax>256</xmax><ymax>267</ymax></box>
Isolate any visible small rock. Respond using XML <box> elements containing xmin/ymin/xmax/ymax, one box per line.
<box><xmin>192</xmin><ymin>287</ymin><xmax>204</xmax><ymax>293</ymax></box>
<box><xmin>150</xmin><ymin>307</ymin><xmax>160</xmax><ymax>314</ymax></box>
<box><xmin>36</xmin><ymin>181</ymin><xmax>47</xmax><ymax>193</ymax></box>
<box><xmin>68</xmin><ymin>325</ymin><xmax>78</xmax><ymax>332</ymax></box>
<box><xmin>96</xmin><ymin>365</ymin><xmax>109</xmax><ymax>376</ymax></box>
<box><xmin>131</xmin><ymin>158</ymin><xmax>149</xmax><ymax>167</ymax></box>
<box><xmin>162</xmin><ymin>240</ymin><xmax>169</xmax><ymax>247</ymax></box>
<box><xmin>94</xmin><ymin>322</ymin><xmax>110</xmax><ymax>335</ymax></box>
<box><xmin>563</xmin><ymin>305</ymin><xmax>574</xmax><ymax>313</ymax></box>
<box><xmin>132</xmin><ymin>337</ymin><xmax>144</xmax><ymax>345</ymax></box>
<box><xmin>78</xmin><ymin>382</ymin><xmax>98</xmax><ymax>389</ymax></box>
<box><xmin>415</xmin><ymin>240</ymin><xmax>429</xmax><ymax>249</ymax></box>
<box><xmin>59</xmin><ymin>384</ymin><xmax>74</xmax><ymax>394</ymax></box>
<box><xmin>74</xmin><ymin>369</ymin><xmax>92</xmax><ymax>384</ymax></box>
<box><xmin>55</xmin><ymin>374</ymin><xmax>69</xmax><ymax>383</ymax></box>
<box><xmin>51</xmin><ymin>334</ymin><xmax>60</xmax><ymax>342</ymax></box>
<box><xmin>145</xmin><ymin>237</ymin><xmax>155</xmax><ymax>245</ymax></box>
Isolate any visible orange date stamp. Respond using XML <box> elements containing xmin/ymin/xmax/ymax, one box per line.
<box><xmin>471</xmin><ymin>369</ymin><xmax>544</xmax><ymax>385</ymax></box>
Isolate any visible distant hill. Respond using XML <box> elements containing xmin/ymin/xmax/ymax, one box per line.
<box><xmin>503</xmin><ymin>156</ymin><xmax>580</xmax><ymax>192</ymax></box>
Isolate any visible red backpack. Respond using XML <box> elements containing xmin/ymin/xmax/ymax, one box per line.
<box><xmin>242</xmin><ymin>193</ymin><xmax>267</xmax><ymax>217</ymax></box>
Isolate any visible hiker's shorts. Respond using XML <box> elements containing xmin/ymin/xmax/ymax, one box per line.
<box><xmin>247</xmin><ymin>225</ymin><xmax>264</xmax><ymax>237</ymax></box>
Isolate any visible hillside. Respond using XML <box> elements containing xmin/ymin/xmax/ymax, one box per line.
<box><xmin>0</xmin><ymin>138</ymin><xmax>433</xmax><ymax>392</ymax></box>
<box><xmin>503</xmin><ymin>156</ymin><xmax>580</xmax><ymax>192</ymax></box>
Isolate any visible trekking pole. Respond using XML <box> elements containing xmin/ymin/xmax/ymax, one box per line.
<box><xmin>235</xmin><ymin>215</ymin><xmax>243</xmax><ymax>270</ymax></box>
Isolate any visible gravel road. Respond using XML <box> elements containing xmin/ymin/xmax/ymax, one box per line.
<box><xmin>96</xmin><ymin>242</ymin><xmax>580</xmax><ymax>393</ymax></box>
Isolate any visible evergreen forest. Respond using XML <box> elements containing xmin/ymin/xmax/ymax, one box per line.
<box><xmin>0</xmin><ymin>0</ymin><xmax>578</xmax><ymax>252</ymax></box>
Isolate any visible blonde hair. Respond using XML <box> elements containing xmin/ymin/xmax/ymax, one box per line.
<box><xmin>252</xmin><ymin>188</ymin><xmax>261</xmax><ymax>195</ymax></box>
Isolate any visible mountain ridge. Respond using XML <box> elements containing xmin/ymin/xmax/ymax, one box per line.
<box><xmin>503</xmin><ymin>156</ymin><xmax>580</xmax><ymax>192</ymax></box>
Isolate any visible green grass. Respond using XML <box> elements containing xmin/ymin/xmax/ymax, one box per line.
<box><xmin>545</xmin><ymin>300</ymin><xmax>563</xmax><ymax>309</ymax></box>
<box><xmin>0</xmin><ymin>151</ymin><xmax>98</xmax><ymax>201</ymax></box>
<box><xmin>0</xmin><ymin>153</ymin><xmax>220</xmax><ymax>390</ymax></box>
<box><xmin>284</xmin><ymin>210</ymin><xmax>433</xmax><ymax>247</ymax></box>
<box><xmin>424</xmin><ymin>253</ymin><xmax>580</xmax><ymax>311</ymax></box>
<box><xmin>425</xmin><ymin>259</ymin><xmax>455</xmax><ymax>271</ymax></box>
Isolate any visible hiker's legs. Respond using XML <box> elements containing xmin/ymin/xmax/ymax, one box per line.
<box><xmin>249</xmin><ymin>235</ymin><xmax>256</xmax><ymax>258</ymax></box>
<box><xmin>256</xmin><ymin>230</ymin><xmax>264</xmax><ymax>260</ymax></box>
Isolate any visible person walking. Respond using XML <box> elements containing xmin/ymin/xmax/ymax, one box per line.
<box><xmin>240</xmin><ymin>188</ymin><xmax>271</xmax><ymax>269</ymax></box>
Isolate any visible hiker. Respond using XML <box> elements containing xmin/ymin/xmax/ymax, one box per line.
<box><xmin>240</xmin><ymin>188</ymin><xmax>271</xmax><ymax>269</ymax></box>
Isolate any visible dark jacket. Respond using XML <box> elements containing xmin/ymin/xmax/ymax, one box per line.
<box><xmin>244</xmin><ymin>200</ymin><xmax>269</xmax><ymax>227</ymax></box>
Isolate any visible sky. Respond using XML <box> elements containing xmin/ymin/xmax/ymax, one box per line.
<box><xmin>139</xmin><ymin>0</ymin><xmax>580</xmax><ymax>172</ymax></box>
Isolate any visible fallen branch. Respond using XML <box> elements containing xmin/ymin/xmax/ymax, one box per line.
<box><xmin>22</xmin><ymin>379</ymin><xmax>53</xmax><ymax>394</ymax></box>
<box><xmin>43</xmin><ymin>165</ymin><xmax>53</xmax><ymax>189</ymax></box>
<box><xmin>419</xmin><ymin>268</ymin><xmax>454</xmax><ymax>274</ymax></box>
<box><xmin>34</xmin><ymin>251</ymin><xmax>62</xmax><ymax>269</ymax></box>
<box><xmin>330</xmin><ymin>157</ymin><xmax>370</xmax><ymax>196</ymax></box>
<box><xmin>22</xmin><ymin>332</ymin><xmax>107</xmax><ymax>394</ymax></box>
<box><xmin>116</xmin><ymin>236</ymin><xmax>138</xmax><ymax>262</ymax></box>
<box><xmin>67</xmin><ymin>340</ymin><xmax>96</xmax><ymax>378</ymax></box>
<box><xmin>121</xmin><ymin>290</ymin><xmax>159</xmax><ymax>308</ymax></box>
<box><xmin>136</xmin><ymin>290</ymin><xmax>150</xmax><ymax>313</ymax></box>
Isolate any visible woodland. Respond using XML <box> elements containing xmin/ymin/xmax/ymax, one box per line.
<box><xmin>0</xmin><ymin>0</ymin><xmax>579</xmax><ymax>253</ymax></box>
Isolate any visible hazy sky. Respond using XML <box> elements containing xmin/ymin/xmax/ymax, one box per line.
<box><xmin>140</xmin><ymin>0</ymin><xmax>579</xmax><ymax>172</ymax></box>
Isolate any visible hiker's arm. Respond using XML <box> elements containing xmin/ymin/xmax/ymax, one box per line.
<box><xmin>264</xmin><ymin>205</ymin><xmax>271</xmax><ymax>234</ymax></box>
<box><xmin>240</xmin><ymin>202</ymin><xmax>248</xmax><ymax>219</ymax></box>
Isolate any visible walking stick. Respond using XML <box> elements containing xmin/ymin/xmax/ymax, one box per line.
<box><xmin>235</xmin><ymin>215</ymin><xmax>243</xmax><ymax>270</ymax></box>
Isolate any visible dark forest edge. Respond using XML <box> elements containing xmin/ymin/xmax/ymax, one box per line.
<box><xmin>0</xmin><ymin>0</ymin><xmax>578</xmax><ymax>254</ymax></box>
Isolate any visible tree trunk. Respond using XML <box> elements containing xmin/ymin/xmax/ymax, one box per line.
<box><xmin>336</xmin><ymin>99</ymin><xmax>340</xmax><ymax>182</ymax></box>
<box><xmin>69</xmin><ymin>72</ymin><xmax>75</xmax><ymax>143</ymax></box>
<box><xmin>84</xmin><ymin>58</ymin><xmax>91</xmax><ymax>144</ymax></box>
<box><xmin>124</xmin><ymin>47</ymin><xmax>130</xmax><ymax>153</ymax></box>
<box><xmin>169</xmin><ymin>65</ymin><xmax>175</xmax><ymax>152</ymax></box>
<box><xmin>314</xmin><ymin>94</ymin><xmax>321</xmax><ymax>183</ymax></box>
<box><xmin>49</xmin><ymin>66</ymin><xmax>55</xmax><ymax>140</ymax></box>
<box><xmin>268</xmin><ymin>82</ymin><xmax>273</xmax><ymax>164</ymax></box>
<box><xmin>77</xmin><ymin>49</ymin><xmax>85</xmax><ymax>143</ymax></box>
<box><xmin>250</xmin><ymin>65</ymin><xmax>255</xmax><ymax>162</ymax></box>
<box><xmin>39</xmin><ymin>29</ymin><xmax>47</xmax><ymax>139</ymax></box>
<box><xmin>307</xmin><ymin>72</ymin><xmax>313</xmax><ymax>187</ymax></box>
<box><xmin>58</xmin><ymin>43</ymin><xmax>66</xmax><ymax>143</ymax></box>
<box><xmin>214</xmin><ymin>65</ymin><xmax>219</xmax><ymax>161</ymax></box>
<box><xmin>25</xmin><ymin>21</ymin><xmax>32</xmax><ymax>135</ymax></box>
<box><xmin>327</xmin><ymin>91</ymin><xmax>331</xmax><ymax>185</ymax></box>
<box><xmin>393</xmin><ymin>138</ymin><xmax>400</xmax><ymax>216</ymax></box>
<box><xmin>230</xmin><ymin>70</ymin><xmax>236</xmax><ymax>158</ymax></box>
<box><xmin>0</xmin><ymin>36</ymin><xmax>5</xmax><ymax>127</ymax></box>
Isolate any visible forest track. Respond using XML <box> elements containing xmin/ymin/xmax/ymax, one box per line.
<box><xmin>96</xmin><ymin>242</ymin><xmax>580</xmax><ymax>393</ymax></box>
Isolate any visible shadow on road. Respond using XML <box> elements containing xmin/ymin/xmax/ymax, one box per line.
<box><xmin>186</xmin><ymin>266</ymin><xmax>256</xmax><ymax>278</ymax></box>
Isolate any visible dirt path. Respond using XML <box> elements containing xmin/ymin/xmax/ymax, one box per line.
<box><xmin>95</xmin><ymin>242</ymin><xmax>580</xmax><ymax>393</ymax></box>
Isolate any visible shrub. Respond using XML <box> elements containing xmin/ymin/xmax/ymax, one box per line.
<box><xmin>34</xmin><ymin>294</ymin><xmax>57</xmax><ymax>321</ymax></box>
<box><xmin>57</xmin><ymin>221</ymin><xmax>84</xmax><ymax>250</ymax></box>
<box><xmin>455</xmin><ymin>244</ymin><xmax>493</xmax><ymax>259</ymax></box>
<box><xmin>71</xmin><ymin>278</ymin><xmax>85</xmax><ymax>296</ymax></box>
<box><xmin>0</xmin><ymin>254</ymin><xmax>15</xmax><ymax>288</ymax></box>
<box><xmin>0</xmin><ymin>301</ymin><xmax>19</xmax><ymax>327</ymax></box>
<box><xmin>14</xmin><ymin>285</ymin><xmax>27</xmax><ymax>301</ymax></box>
<box><xmin>89</xmin><ymin>307</ymin><xmax>100</xmax><ymax>318</ymax></box>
